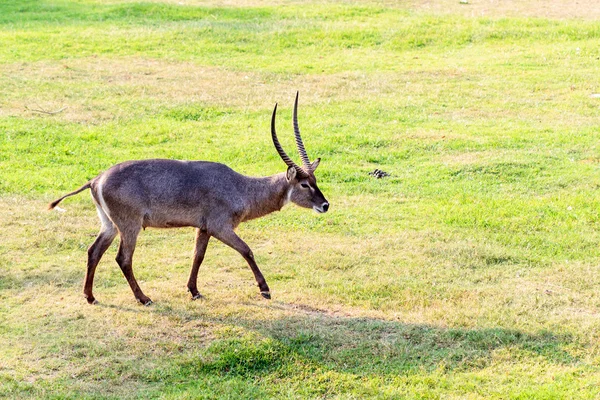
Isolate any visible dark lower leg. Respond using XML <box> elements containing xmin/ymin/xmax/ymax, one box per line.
<box><xmin>116</xmin><ymin>232</ymin><xmax>151</xmax><ymax>305</ymax></box>
<box><xmin>84</xmin><ymin>231</ymin><xmax>116</xmax><ymax>304</ymax></box>
<box><xmin>245</xmin><ymin>251</ymin><xmax>270</xmax><ymax>297</ymax></box>
<box><xmin>187</xmin><ymin>229</ymin><xmax>210</xmax><ymax>299</ymax></box>
<box><xmin>214</xmin><ymin>229</ymin><xmax>270</xmax><ymax>298</ymax></box>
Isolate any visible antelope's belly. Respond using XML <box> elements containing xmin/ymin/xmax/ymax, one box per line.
<box><xmin>142</xmin><ymin>210</ymin><xmax>202</xmax><ymax>229</ymax></box>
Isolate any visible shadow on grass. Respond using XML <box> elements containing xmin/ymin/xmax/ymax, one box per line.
<box><xmin>138</xmin><ymin>300</ymin><xmax>579</xmax><ymax>388</ymax></box>
<box><xmin>2</xmin><ymin>267</ymin><xmax>579</xmax><ymax>377</ymax></box>
<box><xmin>132</xmin><ymin>299</ymin><xmax>578</xmax><ymax>397</ymax></box>
<box><xmin>0</xmin><ymin>293</ymin><xmax>583</xmax><ymax>398</ymax></box>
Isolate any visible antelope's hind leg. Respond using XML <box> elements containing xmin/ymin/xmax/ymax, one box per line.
<box><xmin>115</xmin><ymin>225</ymin><xmax>153</xmax><ymax>306</ymax></box>
<box><xmin>85</xmin><ymin>202</ymin><xmax>117</xmax><ymax>304</ymax></box>
<box><xmin>187</xmin><ymin>229</ymin><xmax>210</xmax><ymax>300</ymax></box>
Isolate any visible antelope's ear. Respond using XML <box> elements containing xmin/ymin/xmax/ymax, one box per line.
<box><xmin>310</xmin><ymin>158</ymin><xmax>321</xmax><ymax>171</ymax></box>
<box><xmin>286</xmin><ymin>166</ymin><xmax>297</xmax><ymax>182</ymax></box>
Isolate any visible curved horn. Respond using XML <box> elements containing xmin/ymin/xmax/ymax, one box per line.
<box><xmin>293</xmin><ymin>91</ymin><xmax>312</xmax><ymax>171</ymax></box>
<box><xmin>271</xmin><ymin>103</ymin><xmax>308</xmax><ymax>178</ymax></box>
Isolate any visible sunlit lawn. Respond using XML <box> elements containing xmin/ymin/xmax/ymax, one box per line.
<box><xmin>1</xmin><ymin>0</ymin><xmax>600</xmax><ymax>398</ymax></box>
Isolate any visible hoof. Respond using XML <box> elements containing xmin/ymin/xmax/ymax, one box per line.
<box><xmin>260</xmin><ymin>291</ymin><xmax>271</xmax><ymax>300</ymax></box>
<box><xmin>188</xmin><ymin>288</ymin><xmax>203</xmax><ymax>300</ymax></box>
<box><xmin>85</xmin><ymin>296</ymin><xmax>97</xmax><ymax>305</ymax></box>
<box><xmin>139</xmin><ymin>299</ymin><xmax>153</xmax><ymax>306</ymax></box>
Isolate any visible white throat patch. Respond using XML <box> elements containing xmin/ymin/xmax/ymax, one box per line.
<box><xmin>284</xmin><ymin>187</ymin><xmax>294</xmax><ymax>206</ymax></box>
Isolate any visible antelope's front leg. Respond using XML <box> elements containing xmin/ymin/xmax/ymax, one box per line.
<box><xmin>187</xmin><ymin>229</ymin><xmax>210</xmax><ymax>300</ymax></box>
<box><xmin>213</xmin><ymin>229</ymin><xmax>271</xmax><ymax>299</ymax></box>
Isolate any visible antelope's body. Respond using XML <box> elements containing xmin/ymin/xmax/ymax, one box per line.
<box><xmin>94</xmin><ymin>160</ymin><xmax>294</xmax><ymax>229</ymax></box>
<box><xmin>49</xmin><ymin>94</ymin><xmax>328</xmax><ymax>305</ymax></box>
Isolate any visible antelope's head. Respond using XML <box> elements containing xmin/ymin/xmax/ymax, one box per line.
<box><xmin>271</xmin><ymin>92</ymin><xmax>329</xmax><ymax>214</ymax></box>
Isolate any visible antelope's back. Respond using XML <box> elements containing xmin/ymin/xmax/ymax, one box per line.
<box><xmin>93</xmin><ymin>159</ymin><xmax>247</xmax><ymax>226</ymax></box>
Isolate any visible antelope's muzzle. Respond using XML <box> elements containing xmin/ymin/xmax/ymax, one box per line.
<box><xmin>314</xmin><ymin>202</ymin><xmax>329</xmax><ymax>213</ymax></box>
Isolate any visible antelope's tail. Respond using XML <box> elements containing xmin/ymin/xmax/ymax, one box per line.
<box><xmin>48</xmin><ymin>182</ymin><xmax>92</xmax><ymax>210</ymax></box>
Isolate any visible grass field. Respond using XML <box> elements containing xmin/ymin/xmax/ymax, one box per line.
<box><xmin>1</xmin><ymin>0</ymin><xmax>600</xmax><ymax>398</ymax></box>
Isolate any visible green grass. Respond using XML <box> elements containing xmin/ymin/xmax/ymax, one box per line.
<box><xmin>2</xmin><ymin>0</ymin><xmax>600</xmax><ymax>398</ymax></box>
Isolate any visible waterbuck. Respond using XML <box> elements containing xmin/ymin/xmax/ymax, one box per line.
<box><xmin>48</xmin><ymin>93</ymin><xmax>329</xmax><ymax>305</ymax></box>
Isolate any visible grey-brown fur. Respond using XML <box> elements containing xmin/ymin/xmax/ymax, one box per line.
<box><xmin>48</xmin><ymin>95</ymin><xmax>329</xmax><ymax>305</ymax></box>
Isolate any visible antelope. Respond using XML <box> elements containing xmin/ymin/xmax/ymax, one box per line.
<box><xmin>48</xmin><ymin>93</ymin><xmax>329</xmax><ymax>305</ymax></box>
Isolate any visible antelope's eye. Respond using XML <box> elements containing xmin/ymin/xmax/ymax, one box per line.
<box><xmin>301</xmin><ymin>183</ymin><xmax>309</xmax><ymax>189</ymax></box>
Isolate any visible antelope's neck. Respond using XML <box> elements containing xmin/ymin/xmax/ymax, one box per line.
<box><xmin>242</xmin><ymin>173</ymin><xmax>291</xmax><ymax>222</ymax></box>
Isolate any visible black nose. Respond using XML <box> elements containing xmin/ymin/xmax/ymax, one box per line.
<box><xmin>322</xmin><ymin>202</ymin><xmax>329</xmax><ymax>212</ymax></box>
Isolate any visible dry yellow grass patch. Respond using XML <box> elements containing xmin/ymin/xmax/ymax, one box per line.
<box><xmin>1</xmin><ymin>58</ymin><xmax>409</xmax><ymax>122</ymax></box>
<box><xmin>437</xmin><ymin>150</ymin><xmax>508</xmax><ymax>166</ymax></box>
<box><xmin>3</xmin><ymin>195</ymin><xmax>598</xmax><ymax>338</ymax></box>
<box><xmin>409</xmin><ymin>0</ymin><xmax>600</xmax><ymax>20</ymax></box>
